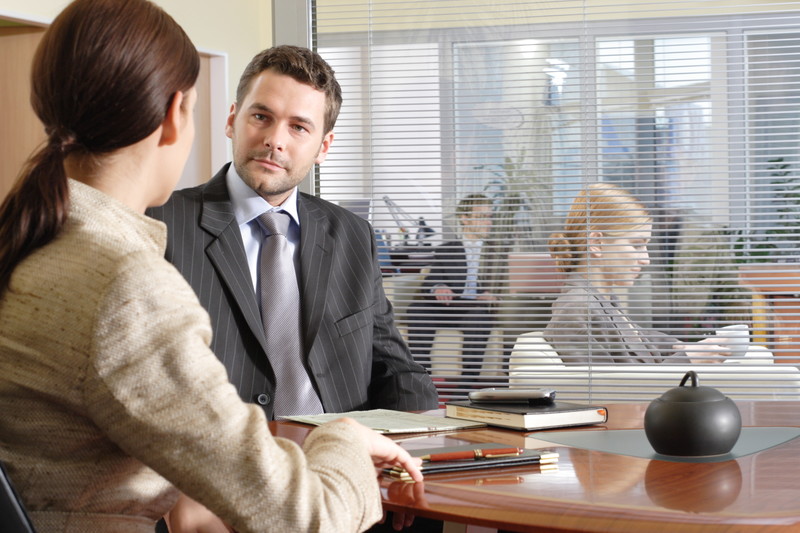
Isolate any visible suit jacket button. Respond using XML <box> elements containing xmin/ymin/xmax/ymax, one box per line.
<box><xmin>255</xmin><ymin>393</ymin><xmax>270</xmax><ymax>406</ymax></box>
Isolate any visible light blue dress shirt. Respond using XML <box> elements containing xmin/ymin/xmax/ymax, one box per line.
<box><xmin>226</xmin><ymin>165</ymin><xmax>301</xmax><ymax>295</ymax></box>
<box><xmin>462</xmin><ymin>238</ymin><xmax>482</xmax><ymax>299</ymax></box>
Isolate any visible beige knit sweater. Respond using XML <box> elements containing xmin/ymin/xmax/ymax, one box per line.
<box><xmin>0</xmin><ymin>179</ymin><xmax>382</xmax><ymax>533</ymax></box>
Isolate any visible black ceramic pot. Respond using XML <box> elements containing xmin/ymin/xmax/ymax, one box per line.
<box><xmin>644</xmin><ymin>371</ymin><xmax>742</xmax><ymax>456</ymax></box>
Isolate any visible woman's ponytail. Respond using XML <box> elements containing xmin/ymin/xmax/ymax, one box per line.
<box><xmin>0</xmin><ymin>141</ymin><xmax>70</xmax><ymax>294</ymax></box>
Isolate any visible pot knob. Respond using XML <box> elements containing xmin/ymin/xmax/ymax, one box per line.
<box><xmin>644</xmin><ymin>371</ymin><xmax>741</xmax><ymax>456</ymax></box>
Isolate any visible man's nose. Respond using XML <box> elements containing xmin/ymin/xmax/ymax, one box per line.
<box><xmin>264</xmin><ymin>127</ymin><xmax>286</xmax><ymax>150</ymax></box>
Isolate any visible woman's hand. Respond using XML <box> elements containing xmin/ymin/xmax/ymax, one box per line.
<box><xmin>164</xmin><ymin>493</ymin><xmax>235</xmax><ymax>533</ymax></box>
<box><xmin>338</xmin><ymin>418</ymin><xmax>424</xmax><ymax>482</ymax></box>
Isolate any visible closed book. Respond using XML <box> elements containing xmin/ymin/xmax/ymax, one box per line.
<box><xmin>445</xmin><ymin>400</ymin><xmax>608</xmax><ymax>431</ymax></box>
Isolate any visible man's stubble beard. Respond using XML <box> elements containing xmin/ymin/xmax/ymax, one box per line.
<box><xmin>234</xmin><ymin>153</ymin><xmax>314</xmax><ymax>200</ymax></box>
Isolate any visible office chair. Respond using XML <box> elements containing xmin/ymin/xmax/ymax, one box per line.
<box><xmin>0</xmin><ymin>460</ymin><xmax>36</xmax><ymax>533</ymax></box>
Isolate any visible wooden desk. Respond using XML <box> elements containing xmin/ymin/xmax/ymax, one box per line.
<box><xmin>272</xmin><ymin>402</ymin><xmax>800</xmax><ymax>533</ymax></box>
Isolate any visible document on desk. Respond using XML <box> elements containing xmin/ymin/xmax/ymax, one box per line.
<box><xmin>284</xmin><ymin>409</ymin><xmax>486</xmax><ymax>434</ymax></box>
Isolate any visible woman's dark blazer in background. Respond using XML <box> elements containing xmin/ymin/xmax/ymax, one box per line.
<box><xmin>147</xmin><ymin>164</ymin><xmax>438</xmax><ymax>419</ymax></box>
<box><xmin>544</xmin><ymin>274</ymin><xmax>690</xmax><ymax>364</ymax></box>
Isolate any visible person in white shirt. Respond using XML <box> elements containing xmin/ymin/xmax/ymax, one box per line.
<box><xmin>407</xmin><ymin>194</ymin><xmax>503</xmax><ymax>380</ymax></box>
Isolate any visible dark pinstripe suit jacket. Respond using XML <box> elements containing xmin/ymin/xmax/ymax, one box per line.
<box><xmin>147</xmin><ymin>165</ymin><xmax>438</xmax><ymax>419</ymax></box>
<box><xmin>418</xmin><ymin>240</ymin><xmax>502</xmax><ymax>299</ymax></box>
<box><xmin>419</xmin><ymin>241</ymin><xmax>472</xmax><ymax>298</ymax></box>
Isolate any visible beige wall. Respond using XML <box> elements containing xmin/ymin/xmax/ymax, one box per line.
<box><xmin>0</xmin><ymin>0</ymin><xmax>273</xmax><ymax>107</ymax></box>
<box><xmin>316</xmin><ymin>0</ymin><xmax>794</xmax><ymax>32</ymax></box>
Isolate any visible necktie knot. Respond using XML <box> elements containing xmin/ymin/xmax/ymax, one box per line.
<box><xmin>259</xmin><ymin>210</ymin><xmax>291</xmax><ymax>237</ymax></box>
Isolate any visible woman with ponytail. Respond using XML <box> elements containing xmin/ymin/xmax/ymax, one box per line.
<box><xmin>0</xmin><ymin>1</ymin><xmax>421</xmax><ymax>532</ymax></box>
<box><xmin>543</xmin><ymin>182</ymin><xmax>729</xmax><ymax>364</ymax></box>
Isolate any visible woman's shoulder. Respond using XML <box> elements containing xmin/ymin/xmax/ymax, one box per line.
<box><xmin>555</xmin><ymin>283</ymin><xmax>595</xmax><ymax>300</ymax></box>
<box><xmin>552</xmin><ymin>284</ymin><xmax>607</xmax><ymax>311</ymax></box>
<box><xmin>48</xmin><ymin>195</ymin><xmax>179</xmax><ymax>302</ymax></box>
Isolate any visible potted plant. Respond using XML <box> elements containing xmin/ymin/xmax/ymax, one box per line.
<box><xmin>734</xmin><ymin>158</ymin><xmax>800</xmax><ymax>263</ymax></box>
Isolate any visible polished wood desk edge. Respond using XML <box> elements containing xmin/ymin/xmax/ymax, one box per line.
<box><xmin>272</xmin><ymin>402</ymin><xmax>800</xmax><ymax>533</ymax></box>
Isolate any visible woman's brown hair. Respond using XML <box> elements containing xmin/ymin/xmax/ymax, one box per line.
<box><xmin>0</xmin><ymin>0</ymin><xmax>199</xmax><ymax>294</ymax></box>
<box><xmin>549</xmin><ymin>182</ymin><xmax>652</xmax><ymax>273</ymax></box>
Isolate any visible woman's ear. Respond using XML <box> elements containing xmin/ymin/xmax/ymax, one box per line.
<box><xmin>158</xmin><ymin>91</ymin><xmax>185</xmax><ymax>147</ymax></box>
<box><xmin>588</xmin><ymin>231</ymin><xmax>603</xmax><ymax>255</ymax></box>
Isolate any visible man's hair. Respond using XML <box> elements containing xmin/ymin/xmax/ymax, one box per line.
<box><xmin>236</xmin><ymin>45</ymin><xmax>342</xmax><ymax>135</ymax></box>
<box><xmin>456</xmin><ymin>193</ymin><xmax>492</xmax><ymax>220</ymax></box>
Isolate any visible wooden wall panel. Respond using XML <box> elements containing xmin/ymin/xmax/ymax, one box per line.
<box><xmin>0</xmin><ymin>26</ymin><xmax>45</xmax><ymax>202</ymax></box>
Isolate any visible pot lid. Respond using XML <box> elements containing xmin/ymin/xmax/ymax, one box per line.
<box><xmin>658</xmin><ymin>371</ymin><xmax>728</xmax><ymax>402</ymax></box>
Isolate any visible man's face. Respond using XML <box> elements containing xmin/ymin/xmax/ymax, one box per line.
<box><xmin>226</xmin><ymin>69</ymin><xmax>334</xmax><ymax>206</ymax></box>
<box><xmin>460</xmin><ymin>203</ymin><xmax>493</xmax><ymax>240</ymax></box>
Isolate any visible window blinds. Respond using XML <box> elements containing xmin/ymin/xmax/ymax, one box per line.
<box><xmin>308</xmin><ymin>0</ymin><xmax>800</xmax><ymax>403</ymax></box>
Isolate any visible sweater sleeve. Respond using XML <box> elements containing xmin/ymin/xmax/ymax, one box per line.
<box><xmin>84</xmin><ymin>252</ymin><xmax>382</xmax><ymax>533</ymax></box>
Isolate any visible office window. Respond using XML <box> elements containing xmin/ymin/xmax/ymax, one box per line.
<box><xmin>310</xmin><ymin>1</ymin><xmax>800</xmax><ymax>402</ymax></box>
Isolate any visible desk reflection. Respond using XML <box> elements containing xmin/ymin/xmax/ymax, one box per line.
<box><xmin>645</xmin><ymin>459</ymin><xmax>743</xmax><ymax>512</ymax></box>
<box><xmin>569</xmin><ymin>448</ymin><xmax>647</xmax><ymax>497</ymax></box>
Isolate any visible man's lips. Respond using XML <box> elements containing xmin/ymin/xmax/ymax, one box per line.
<box><xmin>252</xmin><ymin>156</ymin><xmax>285</xmax><ymax>171</ymax></box>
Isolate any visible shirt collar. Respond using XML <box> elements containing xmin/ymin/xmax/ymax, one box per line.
<box><xmin>226</xmin><ymin>164</ymin><xmax>300</xmax><ymax>228</ymax></box>
<box><xmin>462</xmin><ymin>237</ymin><xmax>483</xmax><ymax>250</ymax></box>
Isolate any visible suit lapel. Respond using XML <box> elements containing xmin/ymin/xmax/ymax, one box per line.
<box><xmin>200</xmin><ymin>169</ymin><xmax>268</xmax><ymax>349</ymax></box>
<box><xmin>298</xmin><ymin>195</ymin><xmax>333</xmax><ymax>354</ymax></box>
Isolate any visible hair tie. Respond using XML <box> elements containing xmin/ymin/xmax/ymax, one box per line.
<box><xmin>45</xmin><ymin>127</ymin><xmax>79</xmax><ymax>154</ymax></box>
<box><xmin>51</xmin><ymin>136</ymin><xmax>81</xmax><ymax>155</ymax></box>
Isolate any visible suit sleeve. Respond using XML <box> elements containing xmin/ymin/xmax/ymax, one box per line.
<box><xmin>419</xmin><ymin>243</ymin><xmax>464</xmax><ymax>296</ymax></box>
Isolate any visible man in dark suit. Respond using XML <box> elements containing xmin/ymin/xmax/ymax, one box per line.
<box><xmin>406</xmin><ymin>194</ymin><xmax>502</xmax><ymax>380</ymax></box>
<box><xmin>147</xmin><ymin>45</ymin><xmax>437</xmax><ymax>421</ymax></box>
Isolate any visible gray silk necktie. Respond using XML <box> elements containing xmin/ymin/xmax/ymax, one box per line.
<box><xmin>258</xmin><ymin>211</ymin><xmax>323</xmax><ymax>417</ymax></box>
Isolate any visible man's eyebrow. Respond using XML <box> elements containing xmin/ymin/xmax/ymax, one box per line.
<box><xmin>246</xmin><ymin>102</ymin><xmax>271</xmax><ymax>114</ymax></box>
<box><xmin>246</xmin><ymin>103</ymin><xmax>317</xmax><ymax>129</ymax></box>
